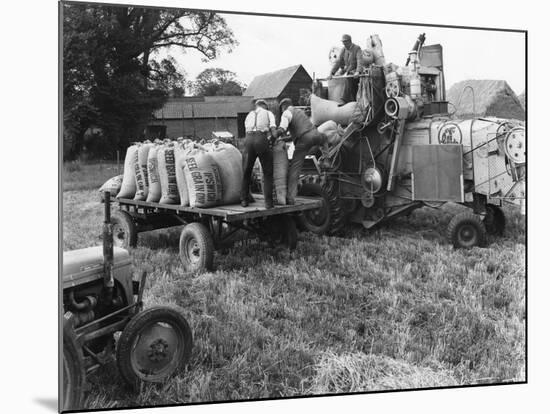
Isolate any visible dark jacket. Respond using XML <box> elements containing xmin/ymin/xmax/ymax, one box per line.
<box><xmin>331</xmin><ymin>43</ymin><xmax>363</xmax><ymax>75</ymax></box>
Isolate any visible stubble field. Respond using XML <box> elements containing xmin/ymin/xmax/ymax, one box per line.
<box><xmin>62</xmin><ymin>162</ymin><xmax>526</xmax><ymax>410</ymax></box>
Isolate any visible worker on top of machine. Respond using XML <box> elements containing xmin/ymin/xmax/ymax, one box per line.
<box><xmin>328</xmin><ymin>34</ymin><xmax>363</xmax><ymax>104</ymax></box>
<box><xmin>276</xmin><ymin>98</ymin><xmax>328</xmax><ymax>205</ymax></box>
<box><xmin>241</xmin><ymin>99</ymin><xmax>278</xmax><ymax>208</ymax></box>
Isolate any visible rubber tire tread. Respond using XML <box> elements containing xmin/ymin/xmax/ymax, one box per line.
<box><xmin>62</xmin><ymin>320</ymin><xmax>86</xmax><ymax>411</ymax></box>
<box><xmin>297</xmin><ymin>183</ymin><xmax>332</xmax><ymax>235</ymax></box>
<box><xmin>116</xmin><ymin>305</ymin><xmax>193</xmax><ymax>389</ymax></box>
<box><xmin>447</xmin><ymin>211</ymin><xmax>488</xmax><ymax>248</ymax></box>
<box><xmin>484</xmin><ymin>204</ymin><xmax>506</xmax><ymax>236</ymax></box>
<box><xmin>179</xmin><ymin>222</ymin><xmax>215</xmax><ymax>272</ymax></box>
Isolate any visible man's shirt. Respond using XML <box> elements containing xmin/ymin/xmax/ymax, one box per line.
<box><xmin>245</xmin><ymin>107</ymin><xmax>276</xmax><ymax>132</ymax></box>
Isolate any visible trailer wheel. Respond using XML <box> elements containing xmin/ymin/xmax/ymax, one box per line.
<box><xmin>116</xmin><ymin>306</ymin><xmax>193</xmax><ymax>388</ymax></box>
<box><xmin>297</xmin><ymin>183</ymin><xmax>331</xmax><ymax>235</ymax></box>
<box><xmin>179</xmin><ymin>223</ymin><xmax>214</xmax><ymax>272</ymax></box>
<box><xmin>62</xmin><ymin>320</ymin><xmax>85</xmax><ymax>411</ymax></box>
<box><xmin>447</xmin><ymin>212</ymin><xmax>487</xmax><ymax>248</ymax></box>
<box><xmin>112</xmin><ymin>210</ymin><xmax>138</xmax><ymax>248</ymax></box>
<box><xmin>483</xmin><ymin>205</ymin><xmax>506</xmax><ymax>236</ymax></box>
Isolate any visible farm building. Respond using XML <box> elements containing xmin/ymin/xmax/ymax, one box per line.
<box><xmin>244</xmin><ymin>65</ymin><xmax>313</xmax><ymax>115</ymax></box>
<box><xmin>518</xmin><ymin>91</ymin><xmax>525</xmax><ymax>110</ymax></box>
<box><xmin>147</xmin><ymin>95</ymin><xmax>254</xmax><ymax>140</ymax></box>
<box><xmin>447</xmin><ymin>80</ymin><xmax>525</xmax><ymax>121</ymax></box>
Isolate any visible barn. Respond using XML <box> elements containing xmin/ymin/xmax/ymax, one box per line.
<box><xmin>244</xmin><ymin>65</ymin><xmax>313</xmax><ymax>116</ymax></box>
<box><xmin>446</xmin><ymin>80</ymin><xmax>525</xmax><ymax>121</ymax></box>
<box><xmin>147</xmin><ymin>95</ymin><xmax>254</xmax><ymax>140</ymax></box>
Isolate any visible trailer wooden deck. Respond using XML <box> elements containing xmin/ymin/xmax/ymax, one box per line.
<box><xmin>116</xmin><ymin>194</ymin><xmax>322</xmax><ymax>222</ymax></box>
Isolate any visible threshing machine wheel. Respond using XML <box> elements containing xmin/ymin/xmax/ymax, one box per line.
<box><xmin>116</xmin><ymin>306</ymin><xmax>193</xmax><ymax>388</ymax></box>
<box><xmin>111</xmin><ymin>210</ymin><xmax>138</xmax><ymax>249</ymax></box>
<box><xmin>483</xmin><ymin>205</ymin><xmax>506</xmax><ymax>236</ymax></box>
<box><xmin>297</xmin><ymin>183</ymin><xmax>331</xmax><ymax>235</ymax></box>
<box><xmin>447</xmin><ymin>212</ymin><xmax>488</xmax><ymax>249</ymax></box>
<box><xmin>179</xmin><ymin>222</ymin><xmax>214</xmax><ymax>272</ymax></box>
<box><xmin>62</xmin><ymin>320</ymin><xmax>86</xmax><ymax>411</ymax></box>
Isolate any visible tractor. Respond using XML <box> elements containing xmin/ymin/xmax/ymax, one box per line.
<box><xmin>62</xmin><ymin>192</ymin><xmax>193</xmax><ymax>411</ymax></box>
<box><xmin>297</xmin><ymin>33</ymin><xmax>525</xmax><ymax>248</ymax></box>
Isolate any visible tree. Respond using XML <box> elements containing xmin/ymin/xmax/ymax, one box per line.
<box><xmin>191</xmin><ymin>68</ymin><xmax>246</xmax><ymax>96</ymax></box>
<box><xmin>63</xmin><ymin>4</ymin><xmax>237</xmax><ymax>159</ymax></box>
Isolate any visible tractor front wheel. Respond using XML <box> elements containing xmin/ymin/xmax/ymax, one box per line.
<box><xmin>447</xmin><ymin>212</ymin><xmax>488</xmax><ymax>248</ymax></box>
<box><xmin>116</xmin><ymin>306</ymin><xmax>193</xmax><ymax>388</ymax></box>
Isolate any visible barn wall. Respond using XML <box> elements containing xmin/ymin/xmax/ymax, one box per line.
<box><xmin>279</xmin><ymin>68</ymin><xmax>313</xmax><ymax>106</ymax></box>
<box><xmin>149</xmin><ymin>118</ymin><xmax>239</xmax><ymax>140</ymax></box>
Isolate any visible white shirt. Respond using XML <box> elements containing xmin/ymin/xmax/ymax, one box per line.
<box><xmin>279</xmin><ymin>108</ymin><xmax>294</xmax><ymax>131</ymax></box>
<box><xmin>245</xmin><ymin>107</ymin><xmax>276</xmax><ymax>132</ymax></box>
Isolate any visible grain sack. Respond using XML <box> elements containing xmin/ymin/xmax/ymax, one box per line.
<box><xmin>134</xmin><ymin>142</ymin><xmax>154</xmax><ymax>201</ymax></box>
<box><xmin>310</xmin><ymin>94</ymin><xmax>357</xmax><ymax>126</ymax></box>
<box><xmin>317</xmin><ymin>120</ymin><xmax>344</xmax><ymax>146</ymax></box>
<box><xmin>175</xmin><ymin>143</ymin><xmax>194</xmax><ymax>206</ymax></box>
<box><xmin>272</xmin><ymin>140</ymin><xmax>288</xmax><ymax>205</ymax></box>
<box><xmin>207</xmin><ymin>142</ymin><xmax>242</xmax><ymax>204</ymax></box>
<box><xmin>99</xmin><ymin>175</ymin><xmax>123</xmax><ymax>202</ymax></box>
<box><xmin>117</xmin><ymin>144</ymin><xmax>139</xmax><ymax>198</ymax></box>
<box><xmin>157</xmin><ymin>144</ymin><xmax>180</xmax><ymax>204</ymax></box>
<box><xmin>146</xmin><ymin>145</ymin><xmax>161</xmax><ymax>202</ymax></box>
<box><xmin>184</xmin><ymin>148</ymin><xmax>222</xmax><ymax>208</ymax></box>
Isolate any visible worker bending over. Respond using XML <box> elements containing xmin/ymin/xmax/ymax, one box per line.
<box><xmin>241</xmin><ymin>99</ymin><xmax>278</xmax><ymax>208</ymax></box>
<box><xmin>277</xmin><ymin>98</ymin><xmax>328</xmax><ymax>205</ymax></box>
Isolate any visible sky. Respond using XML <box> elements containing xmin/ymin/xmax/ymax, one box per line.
<box><xmin>160</xmin><ymin>13</ymin><xmax>526</xmax><ymax>96</ymax></box>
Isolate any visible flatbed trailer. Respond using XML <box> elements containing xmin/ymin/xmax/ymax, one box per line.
<box><xmin>111</xmin><ymin>194</ymin><xmax>323</xmax><ymax>272</ymax></box>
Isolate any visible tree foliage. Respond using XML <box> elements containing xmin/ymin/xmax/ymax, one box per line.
<box><xmin>191</xmin><ymin>68</ymin><xmax>246</xmax><ymax>97</ymax></box>
<box><xmin>63</xmin><ymin>3</ymin><xmax>237</xmax><ymax>159</ymax></box>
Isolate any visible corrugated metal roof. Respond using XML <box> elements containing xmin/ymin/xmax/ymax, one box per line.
<box><xmin>244</xmin><ymin>65</ymin><xmax>311</xmax><ymax>99</ymax></box>
<box><xmin>153</xmin><ymin>97</ymin><xmax>254</xmax><ymax>119</ymax></box>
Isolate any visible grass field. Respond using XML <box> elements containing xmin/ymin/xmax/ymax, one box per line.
<box><xmin>62</xmin><ymin>163</ymin><xmax>526</xmax><ymax>410</ymax></box>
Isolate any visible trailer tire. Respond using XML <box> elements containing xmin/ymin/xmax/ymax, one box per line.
<box><xmin>62</xmin><ymin>320</ymin><xmax>85</xmax><ymax>411</ymax></box>
<box><xmin>112</xmin><ymin>210</ymin><xmax>138</xmax><ymax>248</ymax></box>
<box><xmin>447</xmin><ymin>212</ymin><xmax>487</xmax><ymax>248</ymax></box>
<box><xmin>179</xmin><ymin>223</ymin><xmax>214</xmax><ymax>272</ymax></box>
<box><xmin>483</xmin><ymin>204</ymin><xmax>506</xmax><ymax>236</ymax></box>
<box><xmin>116</xmin><ymin>305</ymin><xmax>193</xmax><ymax>388</ymax></box>
<box><xmin>297</xmin><ymin>183</ymin><xmax>331</xmax><ymax>235</ymax></box>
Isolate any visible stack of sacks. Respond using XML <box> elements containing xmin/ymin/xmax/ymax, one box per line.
<box><xmin>272</xmin><ymin>140</ymin><xmax>289</xmax><ymax>205</ymax></box>
<box><xmin>108</xmin><ymin>138</ymin><xmax>243</xmax><ymax>208</ymax></box>
<box><xmin>99</xmin><ymin>175</ymin><xmax>123</xmax><ymax>202</ymax></box>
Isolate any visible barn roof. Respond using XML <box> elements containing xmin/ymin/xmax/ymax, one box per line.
<box><xmin>244</xmin><ymin>65</ymin><xmax>311</xmax><ymax>99</ymax></box>
<box><xmin>447</xmin><ymin>80</ymin><xmax>524</xmax><ymax>120</ymax></box>
<box><xmin>153</xmin><ymin>96</ymin><xmax>254</xmax><ymax>119</ymax></box>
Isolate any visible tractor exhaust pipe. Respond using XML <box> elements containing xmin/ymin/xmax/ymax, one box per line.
<box><xmin>103</xmin><ymin>191</ymin><xmax>114</xmax><ymax>300</ymax></box>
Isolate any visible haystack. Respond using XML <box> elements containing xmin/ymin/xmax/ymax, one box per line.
<box><xmin>447</xmin><ymin>80</ymin><xmax>524</xmax><ymax>121</ymax></box>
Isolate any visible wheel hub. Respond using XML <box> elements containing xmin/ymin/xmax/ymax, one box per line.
<box><xmin>147</xmin><ymin>338</ymin><xmax>169</xmax><ymax>362</ymax></box>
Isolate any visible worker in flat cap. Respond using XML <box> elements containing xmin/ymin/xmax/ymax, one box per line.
<box><xmin>276</xmin><ymin>98</ymin><xmax>328</xmax><ymax>205</ymax></box>
<box><xmin>241</xmin><ymin>99</ymin><xmax>278</xmax><ymax>208</ymax></box>
<box><xmin>328</xmin><ymin>34</ymin><xmax>363</xmax><ymax>104</ymax></box>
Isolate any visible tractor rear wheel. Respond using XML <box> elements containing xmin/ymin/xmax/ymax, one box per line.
<box><xmin>116</xmin><ymin>306</ymin><xmax>193</xmax><ymax>389</ymax></box>
<box><xmin>447</xmin><ymin>212</ymin><xmax>488</xmax><ymax>248</ymax></box>
<box><xmin>321</xmin><ymin>178</ymin><xmax>347</xmax><ymax>235</ymax></box>
<box><xmin>111</xmin><ymin>210</ymin><xmax>138</xmax><ymax>249</ymax></box>
<box><xmin>297</xmin><ymin>183</ymin><xmax>331</xmax><ymax>235</ymax></box>
<box><xmin>483</xmin><ymin>204</ymin><xmax>506</xmax><ymax>236</ymax></box>
<box><xmin>62</xmin><ymin>320</ymin><xmax>85</xmax><ymax>411</ymax></box>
